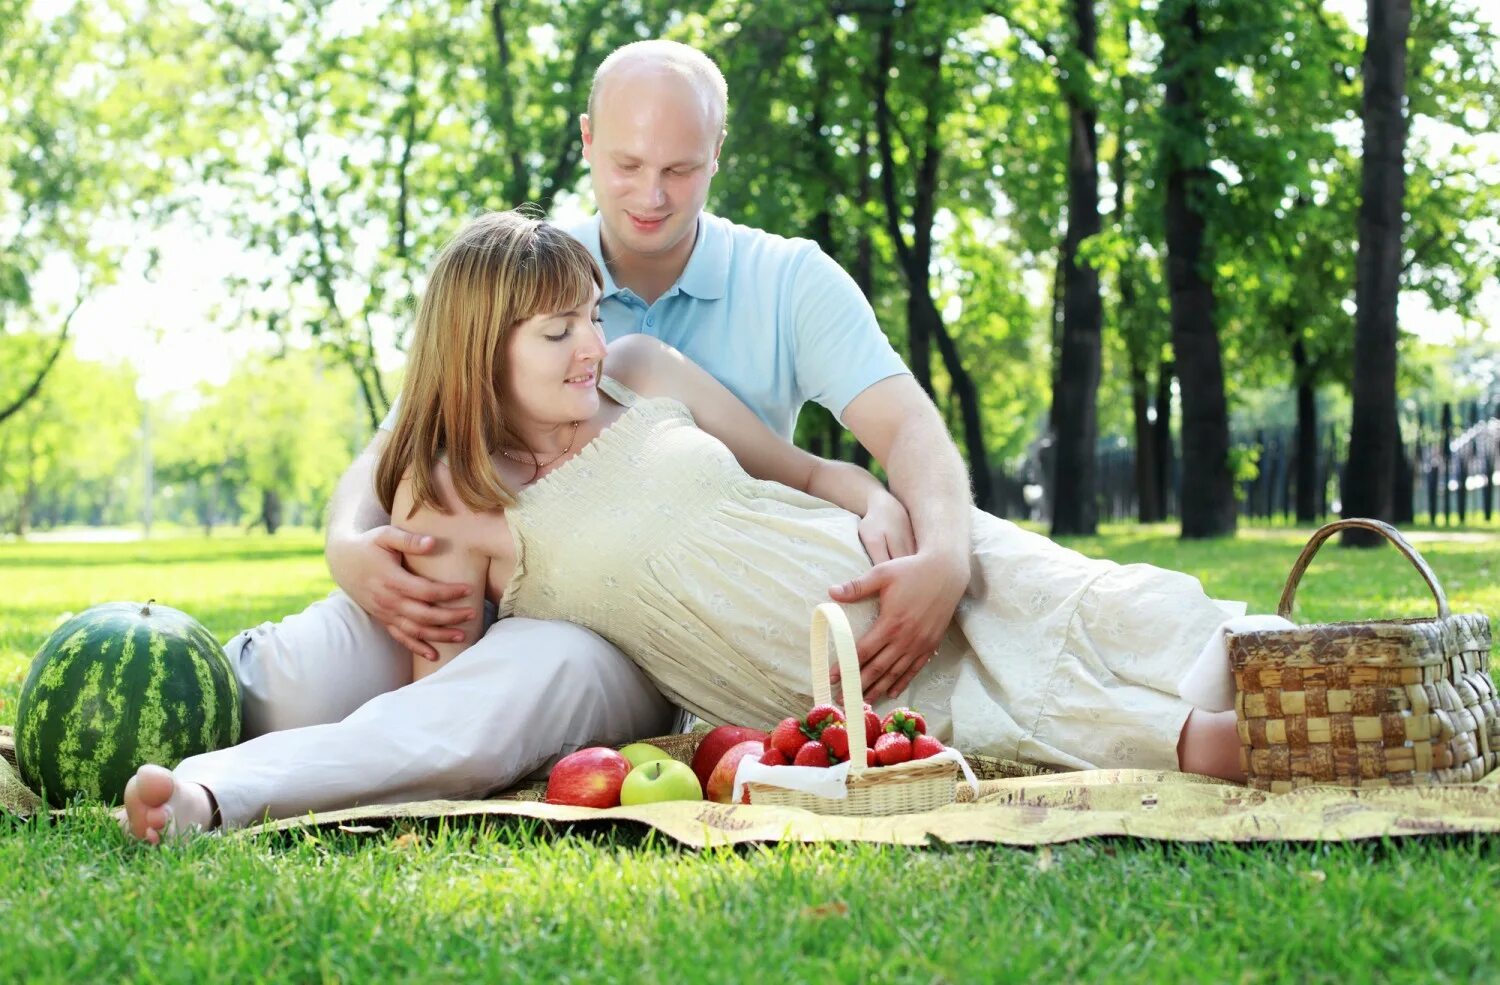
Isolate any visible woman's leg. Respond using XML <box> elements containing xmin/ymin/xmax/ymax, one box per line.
<box><xmin>125</xmin><ymin>617</ymin><xmax>676</xmax><ymax>838</ymax></box>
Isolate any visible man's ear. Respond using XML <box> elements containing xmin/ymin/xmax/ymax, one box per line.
<box><xmin>711</xmin><ymin>130</ymin><xmax>726</xmax><ymax>174</ymax></box>
<box><xmin>580</xmin><ymin>113</ymin><xmax>594</xmax><ymax>160</ymax></box>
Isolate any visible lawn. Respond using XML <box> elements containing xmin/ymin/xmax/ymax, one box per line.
<box><xmin>1</xmin><ymin>525</ymin><xmax>1498</xmax><ymax>983</ymax></box>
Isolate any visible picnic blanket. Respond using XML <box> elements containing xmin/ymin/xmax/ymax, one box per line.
<box><xmin>5</xmin><ymin>727</ymin><xmax>1499</xmax><ymax>847</ymax></box>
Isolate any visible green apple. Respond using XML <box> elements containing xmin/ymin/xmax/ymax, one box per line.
<box><xmin>619</xmin><ymin>759</ymin><xmax>704</xmax><ymax>806</ymax></box>
<box><xmin>618</xmin><ymin>742</ymin><xmax>675</xmax><ymax>769</ymax></box>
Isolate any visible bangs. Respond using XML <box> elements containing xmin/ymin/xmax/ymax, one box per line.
<box><xmin>506</xmin><ymin>224</ymin><xmax>605</xmax><ymax>324</ymax></box>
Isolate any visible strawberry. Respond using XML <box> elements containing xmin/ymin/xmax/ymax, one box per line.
<box><xmin>770</xmin><ymin>717</ymin><xmax>807</xmax><ymax>759</ymax></box>
<box><xmin>759</xmin><ymin>746</ymin><xmax>790</xmax><ymax>766</ymax></box>
<box><xmin>793</xmin><ymin>740</ymin><xmax>832</xmax><ymax>767</ymax></box>
<box><xmin>911</xmin><ymin>735</ymin><xmax>945</xmax><ymax>760</ymax></box>
<box><xmin>820</xmin><ymin>723</ymin><xmax>850</xmax><ymax>762</ymax></box>
<box><xmin>873</xmin><ymin>732</ymin><xmax>913</xmax><ymax>766</ymax></box>
<box><xmin>866</xmin><ymin>749</ymin><xmax>878</xmax><ymax>768</ymax></box>
<box><xmin>881</xmin><ymin>707</ymin><xmax>928</xmax><ymax>739</ymax></box>
<box><xmin>805</xmin><ymin>703</ymin><xmax>845</xmax><ymax>735</ymax></box>
<box><xmin>862</xmin><ymin>703</ymin><xmax>882</xmax><ymax>748</ymax></box>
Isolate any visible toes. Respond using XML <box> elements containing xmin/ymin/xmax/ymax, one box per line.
<box><xmin>144</xmin><ymin>805</ymin><xmax>171</xmax><ymax>833</ymax></box>
<box><xmin>135</xmin><ymin>765</ymin><xmax>176</xmax><ymax>808</ymax></box>
<box><xmin>122</xmin><ymin>765</ymin><xmax>176</xmax><ymax>844</ymax></box>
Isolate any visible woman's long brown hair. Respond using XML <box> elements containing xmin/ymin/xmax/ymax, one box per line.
<box><xmin>375</xmin><ymin>211</ymin><xmax>604</xmax><ymax>517</ymax></box>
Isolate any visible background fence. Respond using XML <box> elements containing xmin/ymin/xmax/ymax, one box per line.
<box><xmin>1023</xmin><ymin>398</ymin><xmax>1500</xmax><ymax>527</ymax></box>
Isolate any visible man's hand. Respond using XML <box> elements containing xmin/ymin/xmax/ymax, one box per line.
<box><xmin>827</xmin><ymin>550</ymin><xmax>968</xmax><ymax>701</ymax></box>
<box><xmin>856</xmin><ymin>491</ymin><xmax>917</xmax><ymax>565</ymax></box>
<box><xmin>329</xmin><ymin>525</ymin><xmax>476</xmax><ymax>661</ymax></box>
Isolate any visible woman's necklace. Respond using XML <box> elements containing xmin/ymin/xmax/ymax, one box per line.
<box><xmin>498</xmin><ymin>420</ymin><xmax>582</xmax><ymax>481</ymax></box>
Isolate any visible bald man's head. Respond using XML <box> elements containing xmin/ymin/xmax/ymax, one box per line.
<box><xmin>587</xmin><ymin>39</ymin><xmax>728</xmax><ymax>135</ymax></box>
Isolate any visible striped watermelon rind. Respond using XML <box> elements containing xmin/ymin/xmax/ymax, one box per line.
<box><xmin>14</xmin><ymin>601</ymin><xmax>242</xmax><ymax>807</ymax></box>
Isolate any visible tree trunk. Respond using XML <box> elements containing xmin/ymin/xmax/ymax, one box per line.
<box><xmin>1131</xmin><ymin>362</ymin><xmax>1163</xmax><ymax>522</ymax></box>
<box><xmin>918</xmin><ymin>287</ymin><xmax>995</xmax><ymax>511</ymax></box>
<box><xmin>1160</xmin><ymin>0</ymin><xmax>1236</xmax><ymax>538</ymax></box>
<box><xmin>0</xmin><ymin>293</ymin><xmax>82</xmax><ymax>426</ymax></box>
<box><xmin>850</xmin><ymin>123</ymin><xmax>876</xmax><ymax>471</ymax></box>
<box><xmin>1050</xmin><ymin>0</ymin><xmax>1103</xmax><ymax>537</ymax></box>
<box><xmin>1343</xmin><ymin>0</ymin><xmax>1412</xmax><ymax>546</ymax></box>
<box><xmin>1154</xmin><ymin>359</ymin><xmax>1176</xmax><ymax>519</ymax></box>
<box><xmin>1292</xmin><ymin>335</ymin><xmax>1321</xmax><ymax>524</ymax></box>
<box><xmin>873</xmin><ymin>22</ymin><xmax>990</xmax><ymax>509</ymax></box>
<box><xmin>261</xmin><ymin>489</ymin><xmax>282</xmax><ymax>535</ymax></box>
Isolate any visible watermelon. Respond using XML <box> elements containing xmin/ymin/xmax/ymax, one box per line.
<box><xmin>14</xmin><ymin>600</ymin><xmax>241</xmax><ymax>807</ymax></box>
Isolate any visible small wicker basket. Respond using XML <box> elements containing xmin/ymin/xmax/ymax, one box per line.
<box><xmin>745</xmin><ymin>603</ymin><xmax>958</xmax><ymax>816</ymax></box>
<box><xmin>1227</xmin><ymin>518</ymin><xmax>1499</xmax><ymax>793</ymax></box>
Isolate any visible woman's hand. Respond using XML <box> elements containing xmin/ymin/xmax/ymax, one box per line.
<box><xmin>857</xmin><ymin>490</ymin><xmax>917</xmax><ymax>565</ymax></box>
<box><xmin>327</xmin><ymin>524</ymin><xmax>477</xmax><ymax>660</ymax></box>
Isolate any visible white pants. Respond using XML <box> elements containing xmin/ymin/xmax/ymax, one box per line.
<box><xmin>173</xmin><ymin>591</ymin><xmax>678</xmax><ymax>828</ymax></box>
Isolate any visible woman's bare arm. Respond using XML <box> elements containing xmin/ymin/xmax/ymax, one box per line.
<box><xmin>390</xmin><ymin>464</ymin><xmax>503</xmax><ymax>680</ymax></box>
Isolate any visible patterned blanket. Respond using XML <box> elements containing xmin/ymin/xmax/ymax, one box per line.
<box><xmin>6</xmin><ymin>727</ymin><xmax>1498</xmax><ymax>847</ymax></box>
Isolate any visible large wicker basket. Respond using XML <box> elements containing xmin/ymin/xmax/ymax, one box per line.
<box><xmin>745</xmin><ymin>603</ymin><xmax>958</xmax><ymax>816</ymax></box>
<box><xmin>1226</xmin><ymin>518</ymin><xmax>1499</xmax><ymax>793</ymax></box>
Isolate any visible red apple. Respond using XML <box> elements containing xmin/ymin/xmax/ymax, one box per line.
<box><xmin>690</xmin><ymin>725</ymin><xmax>769</xmax><ymax>796</ymax></box>
<box><xmin>705</xmin><ymin>739</ymin><xmax>769</xmax><ymax>804</ymax></box>
<box><xmin>545</xmin><ymin>747</ymin><xmax>631</xmax><ymax>808</ymax></box>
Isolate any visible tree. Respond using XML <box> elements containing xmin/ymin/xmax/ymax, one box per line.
<box><xmin>0</xmin><ymin>346</ymin><xmax>140</xmax><ymax>535</ymax></box>
<box><xmin>2</xmin><ymin>3</ymin><xmax>113</xmax><ymax>424</ymax></box>
<box><xmin>190</xmin><ymin>0</ymin><xmax>682</xmax><ymax>430</ymax></box>
<box><xmin>1343</xmin><ymin>0</ymin><xmax>1413</xmax><ymax>544</ymax></box>
<box><xmin>871</xmin><ymin>3</ymin><xmax>995</xmax><ymax>511</ymax></box>
<box><xmin>1049</xmin><ymin>0</ymin><xmax>1104</xmax><ymax>536</ymax></box>
<box><xmin>1157</xmin><ymin>0</ymin><xmax>1236</xmax><ymax>537</ymax></box>
<box><xmin>154</xmin><ymin>350</ymin><xmax>365</xmax><ymax>534</ymax></box>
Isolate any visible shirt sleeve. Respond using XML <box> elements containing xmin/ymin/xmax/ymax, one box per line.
<box><xmin>787</xmin><ymin>246</ymin><xmax>911</xmax><ymax>423</ymax></box>
<box><xmin>377</xmin><ymin>395</ymin><xmax>400</xmax><ymax>432</ymax></box>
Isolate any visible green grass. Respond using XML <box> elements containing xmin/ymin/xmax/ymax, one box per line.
<box><xmin>1</xmin><ymin>526</ymin><xmax>1498</xmax><ymax>983</ymax></box>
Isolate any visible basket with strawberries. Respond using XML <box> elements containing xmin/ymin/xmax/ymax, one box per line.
<box><xmin>762</xmin><ymin>702</ymin><xmax>947</xmax><ymax>769</ymax></box>
<box><xmin>741</xmin><ymin>603</ymin><xmax>966</xmax><ymax>816</ymax></box>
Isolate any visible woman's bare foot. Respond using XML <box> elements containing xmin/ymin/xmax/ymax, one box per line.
<box><xmin>1177</xmin><ymin>709</ymin><xmax>1248</xmax><ymax>782</ymax></box>
<box><xmin>116</xmin><ymin>764</ymin><xmax>217</xmax><ymax>844</ymax></box>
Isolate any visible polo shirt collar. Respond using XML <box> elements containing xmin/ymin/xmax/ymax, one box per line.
<box><xmin>576</xmin><ymin>215</ymin><xmax>624</xmax><ymax>300</ymax></box>
<box><xmin>675</xmin><ymin>213</ymin><xmax>729</xmax><ymax>301</ymax></box>
<box><xmin>579</xmin><ymin>212</ymin><xmax>730</xmax><ymax>302</ymax></box>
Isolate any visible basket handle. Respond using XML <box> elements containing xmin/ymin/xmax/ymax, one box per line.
<box><xmin>1277</xmin><ymin>517</ymin><xmax>1450</xmax><ymax>620</ymax></box>
<box><xmin>809</xmin><ymin>603</ymin><xmax>870</xmax><ymax>774</ymax></box>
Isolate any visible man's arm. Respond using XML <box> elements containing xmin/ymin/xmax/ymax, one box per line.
<box><xmin>785</xmin><ymin>248</ymin><xmax>972</xmax><ymax>700</ymax></box>
<box><xmin>607</xmin><ymin>336</ymin><xmax>917</xmax><ymax>564</ymax></box>
<box><xmin>830</xmin><ymin>376</ymin><xmax>973</xmax><ymax>700</ymax></box>
<box><xmin>324</xmin><ymin>431</ymin><xmax>477</xmax><ymax>660</ymax></box>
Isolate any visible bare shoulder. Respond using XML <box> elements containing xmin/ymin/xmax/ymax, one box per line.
<box><xmin>606</xmin><ymin>333</ymin><xmax>674</xmax><ymax>381</ymax></box>
<box><xmin>606</xmin><ymin>334</ymin><xmax>702</xmax><ymax>399</ymax></box>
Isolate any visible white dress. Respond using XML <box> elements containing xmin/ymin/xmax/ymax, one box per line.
<box><xmin>499</xmin><ymin>378</ymin><xmax>1245</xmax><ymax>771</ymax></box>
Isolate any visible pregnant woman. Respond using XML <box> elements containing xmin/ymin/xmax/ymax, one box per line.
<box><xmin>123</xmin><ymin>211</ymin><xmax>1245</xmax><ymax>842</ymax></box>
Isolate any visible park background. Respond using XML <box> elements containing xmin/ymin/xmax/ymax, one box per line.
<box><xmin>5</xmin><ymin>3</ymin><xmax>1500</xmax><ymax>981</ymax></box>
<box><xmin>3</xmin><ymin>0</ymin><xmax>1498</xmax><ymax>543</ymax></box>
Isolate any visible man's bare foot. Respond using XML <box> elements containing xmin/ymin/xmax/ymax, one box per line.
<box><xmin>116</xmin><ymin>765</ymin><xmax>216</xmax><ymax>844</ymax></box>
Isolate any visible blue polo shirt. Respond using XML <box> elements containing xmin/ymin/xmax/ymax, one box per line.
<box><xmin>381</xmin><ymin>212</ymin><xmax>909</xmax><ymax>440</ymax></box>
<box><xmin>563</xmin><ymin>212</ymin><xmax>909</xmax><ymax>439</ymax></box>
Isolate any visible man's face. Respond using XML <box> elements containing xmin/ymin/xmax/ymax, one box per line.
<box><xmin>581</xmin><ymin>67</ymin><xmax>724</xmax><ymax>264</ymax></box>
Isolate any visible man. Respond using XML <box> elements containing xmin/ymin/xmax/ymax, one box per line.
<box><xmin>181</xmin><ymin>40</ymin><xmax>972</xmax><ymax>824</ymax></box>
<box><xmin>356</xmin><ymin>40</ymin><xmax>972</xmax><ymax>695</ymax></box>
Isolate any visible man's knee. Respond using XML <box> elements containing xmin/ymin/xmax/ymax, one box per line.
<box><xmin>228</xmin><ymin>591</ymin><xmax>410</xmax><ymax>737</ymax></box>
<box><xmin>488</xmin><ymin>619</ymin><xmax>675</xmax><ymax>738</ymax></box>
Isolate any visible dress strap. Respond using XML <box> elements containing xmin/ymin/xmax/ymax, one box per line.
<box><xmin>598</xmin><ymin>374</ymin><xmax>639</xmax><ymax>407</ymax></box>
